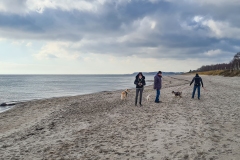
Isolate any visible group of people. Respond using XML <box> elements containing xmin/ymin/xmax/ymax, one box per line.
<box><xmin>134</xmin><ymin>71</ymin><xmax>204</xmax><ymax>106</ymax></box>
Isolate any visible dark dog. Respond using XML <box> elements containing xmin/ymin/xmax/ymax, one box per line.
<box><xmin>172</xmin><ymin>91</ymin><xmax>182</xmax><ymax>98</ymax></box>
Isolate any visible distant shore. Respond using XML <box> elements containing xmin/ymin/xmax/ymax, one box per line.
<box><xmin>0</xmin><ymin>75</ymin><xmax>240</xmax><ymax>159</ymax></box>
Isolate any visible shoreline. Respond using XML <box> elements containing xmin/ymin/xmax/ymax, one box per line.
<box><xmin>1</xmin><ymin>75</ymin><xmax>240</xmax><ymax>159</ymax></box>
<box><xmin>0</xmin><ymin>89</ymin><xmax>135</xmax><ymax>114</ymax></box>
<box><xmin>0</xmin><ymin>81</ymin><xmax>155</xmax><ymax>114</ymax></box>
<box><xmin>0</xmin><ymin>89</ymin><xmax>128</xmax><ymax>113</ymax></box>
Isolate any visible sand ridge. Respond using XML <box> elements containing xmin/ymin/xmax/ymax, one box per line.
<box><xmin>0</xmin><ymin>75</ymin><xmax>240</xmax><ymax>159</ymax></box>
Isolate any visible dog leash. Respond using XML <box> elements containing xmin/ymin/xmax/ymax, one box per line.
<box><xmin>176</xmin><ymin>85</ymin><xmax>189</xmax><ymax>91</ymax></box>
<box><xmin>203</xmin><ymin>87</ymin><xmax>208</xmax><ymax>91</ymax></box>
<box><xmin>179</xmin><ymin>85</ymin><xmax>209</xmax><ymax>92</ymax></box>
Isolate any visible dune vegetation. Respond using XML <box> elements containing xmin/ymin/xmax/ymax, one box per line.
<box><xmin>186</xmin><ymin>70</ymin><xmax>240</xmax><ymax>77</ymax></box>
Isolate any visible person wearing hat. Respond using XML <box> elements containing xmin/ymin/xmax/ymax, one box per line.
<box><xmin>190</xmin><ymin>73</ymin><xmax>204</xmax><ymax>100</ymax></box>
<box><xmin>154</xmin><ymin>71</ymin><xmax>162</xmax><ymax>103</ymax></box>
<box><xmin>134</xmin><ymin>72</ymin><xmax>146</xmax><ymax>106</ymax></box>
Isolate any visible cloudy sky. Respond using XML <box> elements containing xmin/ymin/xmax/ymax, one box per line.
<box><xmin>0</xmin><ymin>0</ymin><xmax>240</xmax><ymax>74</ymax></box>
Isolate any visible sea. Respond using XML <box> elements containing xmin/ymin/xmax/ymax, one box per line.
<box><xmin>0</xmin><ymin>74</ymin><xmax>156</xmax><ymax>113</ymax></box>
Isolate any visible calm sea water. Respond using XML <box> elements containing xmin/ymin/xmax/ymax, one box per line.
<box><xmin>0</xmin><ymin>74</ymin><xmax>154</xmax><ymax>112</ymax></box>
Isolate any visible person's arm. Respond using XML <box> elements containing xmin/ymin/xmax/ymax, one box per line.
<box><xmin>190</xmin><ymin>78</ymin><xmax>195</xmax><ymax>86</ymax></box>
<box><xmin>154</xmin><ymin>76</ymin><xmax>157</xmax><ymax>83</ymax></box>
<box><xmin>143</xmin><ymin>79</ymin><xmax>146</xmax><ymax>86</ymax></box>
<box><xmin>154</xmin><ymin>76</ymin><xmax>157</xmax><ymax>89</ymax></box>
<box><xmin>134</xmin><ymin>78</ymin><xmax>138</xmax><ymax>85</ymax></box>
<box><xmin>160</xmin><ymin>77</ymin><xmax>162</xmax><ymax>89</ymax></box>
<box><xmin>200</xmin><ymin>78</ymin><xmax>204</xmax><ymax>87</ymax></box>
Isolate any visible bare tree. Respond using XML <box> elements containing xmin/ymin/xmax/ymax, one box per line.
<box><xmin>195</xmin><ymin>52</ymin><xmax>240</xmax><ymax>72</ymax></box>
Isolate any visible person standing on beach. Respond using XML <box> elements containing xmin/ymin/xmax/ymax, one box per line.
<box><xmin>190</xmin><ymin>73</ymin><xmax>204</xmax><ymax>100</ymax></box>
<box><xmin>154</xmin><ymin>71</ymin><xmax>162</xmax><ymax>103</ymax></box>
<box><xmin>134</xmin><ymin>72</ymin><xmax>146</xmax><ymax>106</ymax></box>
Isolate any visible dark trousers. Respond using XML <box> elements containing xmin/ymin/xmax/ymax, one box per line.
<box><xmin>135</xmin><ymin>88</ymin><xmax>143</xmax><ymax>105</ymax></box>
<box><xmin>155</xmin><ymin>89</ymin><xmax>160</xmax><ymax>102</ymax></box>
<box><xmin>192</xmin><ymin>85</ymin><xmax>200</xmax><ymax>99</ymax></box>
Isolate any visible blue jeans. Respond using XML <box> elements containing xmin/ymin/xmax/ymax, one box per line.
<box><xmin>192</xmin><ymin>85</ymin><xmax>200</xmax><ymax>99</ymax></box>
<box><xmin>155</xmin><ymin>89</ymin><xmax>160</xmax><ymax>102</ymax></box>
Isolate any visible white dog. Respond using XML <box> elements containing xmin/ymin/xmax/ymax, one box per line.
<box><xmin>146</xmin><ymin>94</ymin><xmax>151</xmax><ymax>102</ymax></box>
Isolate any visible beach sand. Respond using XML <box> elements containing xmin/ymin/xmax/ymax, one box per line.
<box><xmin>0</xmin><ymin>75</ymin><xmax>240</xmax><ymax>160</ymax></box>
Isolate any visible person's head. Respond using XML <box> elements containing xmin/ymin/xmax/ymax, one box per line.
<box><xmin>158</xmin><ymin>71</ymin><xmax>162</xmax><ymax>76</ymax></box>
<box><xmin>138</xmin><ymin>72</ymin><xmax>143</xmax><ymax>78</ymax></box>
<box><xmin>196</xmin><ymin>73</ymin><xmax>199</xmax><ymax>77</ymax></box>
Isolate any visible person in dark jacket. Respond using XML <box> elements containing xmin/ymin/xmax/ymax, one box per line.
<box><xmin>190</xmin><ymin>73</ymin><xmax>204</xmax><ymax>100</ymax></box>
<box><xmin>154</xmin><ymin>71</ymin><xmax>162</xmax><ymax>103</ymax></box>
<box><xmin>134</xmin><ymin>72</ymin><xmax>146</xmax><ymax>106</ymax></box>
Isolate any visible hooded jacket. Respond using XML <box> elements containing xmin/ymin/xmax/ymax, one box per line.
<box><xmin>154</xmin><ymin>74</ymin><xmax>162</xmax><ymax>90</ymax></box>
<box><xmin>190</xmin><ymin>74</ymin><xmax>203</xmax><ymax>87</ymax></box>
<box><xmin>134</xmin><ymin>73</ymin><xmax>146</xmax><ymax>88</ymax></box>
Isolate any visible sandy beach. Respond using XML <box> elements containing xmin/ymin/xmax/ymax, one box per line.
<box><xmin>0</xmin><ymin>75</ymin><xmax>240</xmax><ymax>160</ymax></box>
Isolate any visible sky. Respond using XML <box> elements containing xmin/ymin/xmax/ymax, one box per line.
<box><xmin>0</xmin><ymin>0</ymin><xmax>240</xmax><ymax>74</ymax></box>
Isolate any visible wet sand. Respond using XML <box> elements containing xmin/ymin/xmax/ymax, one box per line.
<box><xmin>0</xmin><ymin>75</ymin><xmax>240</xmax><ymax>160</ymax></box>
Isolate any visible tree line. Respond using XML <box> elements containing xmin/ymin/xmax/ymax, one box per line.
<box><xmin>190</xmin><ymin>52</ymin><xmax>240</xmax><ymax>72</ymax></box>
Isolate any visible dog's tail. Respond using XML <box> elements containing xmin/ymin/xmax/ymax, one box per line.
<box><xmin>121</xmin><ymin>94</ymin><xmax>124</xmax><ymax>100</ymax></box>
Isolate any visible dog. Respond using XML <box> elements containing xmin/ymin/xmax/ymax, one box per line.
<box><xmin>121</xmin><ymin>89</ymin><xmax>129</xmax><ymax>100</ymax></box>
<box><xmin>172</xmin><ymin>91</ymin><xmax>182</xmax><ymax>98</ymax></box>
<box><xmin>146</xmin><ymin>94</ymin><xmax>151</xmax><ymax>102</ymax></box>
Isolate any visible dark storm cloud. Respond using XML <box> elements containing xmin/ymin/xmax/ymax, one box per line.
<box><xmin>0</xmin><ymin>0</ymin><xmax>239</xmax><ymax>61</ymax></box>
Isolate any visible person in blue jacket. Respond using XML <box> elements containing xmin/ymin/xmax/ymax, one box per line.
<box><xmin>190</xmin><ymin>73</ymin><xmax>204</xmax><ymax>100</ymax></box>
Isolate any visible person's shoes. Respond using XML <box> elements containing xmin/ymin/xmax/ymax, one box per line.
<box><xmin>139</xmin><ymin>103</ymin><xmax>142</xmax><ymax>107</ymax></box>
<box><xmin>135</xmin><ymin>104</ymin><xmax>138</xmax><ymax>107</ymax></box>
<box><xmin>155</xmin><ymin>101</ymin><xmax>162</xmax><ymax>103</ymax></box>
<box><xmin>198</xmin><ymin>98</ymin><xmax>200</xmax><ymax>100</ymax></box>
